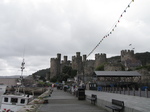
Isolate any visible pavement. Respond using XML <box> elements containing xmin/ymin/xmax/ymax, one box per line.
<box><xmin>36</xmin><ymin>88</ymin><xmax>108</xmax><ymax>112</ymax></box>
<box><xmin>36</xmin><ymin>88</ymin><xmax>150</xmax><ymax>112</ymax></box>
<box><xmin>86</xmin><ymin>90</ymin><xmax>150</xmax><ymax>112</ymax></box>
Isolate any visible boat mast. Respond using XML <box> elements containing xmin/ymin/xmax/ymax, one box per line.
<box><xmin>20</xmin><ymin>58</ymin><xmax>25</xmax><ymax>85</ymax></box>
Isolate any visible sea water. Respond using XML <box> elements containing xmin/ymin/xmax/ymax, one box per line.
<box><xmin>0</xmin><ymin>85</ymin><xmax>7</xmax><ymax>108</ymax></box>
<box><xmin>0</xmin><ymin>91</ymin><xmax>3</xmax><ymax>109</ymax></box>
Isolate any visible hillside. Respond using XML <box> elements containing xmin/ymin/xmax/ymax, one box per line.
<box><xmin>135</xmin><ymin>52</ymin><xmax>150</xmax><ymax>65</ymax></box>
<box><xmin>32</xmin><ymin>68</ymin><xmax>50</xmax><ymax>78</ymax></box>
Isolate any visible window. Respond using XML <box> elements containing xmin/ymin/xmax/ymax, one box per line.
<box><xmin>11</xmin><ymin>98</ymin><xmax>18</xmax><ymax>103</ymax></box>
<box><xmin>20</xmin><ymin>99</ymin><xmax>25</xmax><ymax>104</ymax></box>
<box><xmin>4</xmin><ymin>97</ymin><xmax>8</xmax><ymax>102</ymax></box>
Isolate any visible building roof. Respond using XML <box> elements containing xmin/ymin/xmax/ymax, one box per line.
<box><xmin>93</xmin><ymin>71</ymin><xmax>141</xmax><ymax>77</ymax></box>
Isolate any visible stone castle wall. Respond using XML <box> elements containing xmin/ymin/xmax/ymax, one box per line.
<box><xmin>83</xmin><ymin>60</ymin><xmax>95</xmax><ymax>76</ymax></box>
<box><xmin>50</xmin><ymin>52</ymin><xmax>107</xmax><ymax>78</ymax></box>
<box><xmin>50</xmin><ymin>50</ymin><xmax>139</xmax><ymax>79</ymax></box>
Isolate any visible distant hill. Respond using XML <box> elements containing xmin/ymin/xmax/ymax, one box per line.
<box><xmin>0</xmin><ymin>75</ymin><xmax>24</xmax><ymax>78</ymax></box>
<box><xmin>32</xmin><ymin>68</ymin><xmax>50</xmax><ymax>77</ymax></box>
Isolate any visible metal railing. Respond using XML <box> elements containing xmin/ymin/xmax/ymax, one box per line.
<box><xmin>99</xmin><ymin>87</ymin><xmax>149</xmax><ymax>98</ymax></box>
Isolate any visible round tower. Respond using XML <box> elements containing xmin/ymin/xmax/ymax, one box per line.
<box><xmin>95</xmin><ymin>53</ymin><xmax>106</xmax><ymax>68</ymax></box>
<box><xmin>83</xmin><ymin>55</ymin><xmax>87</xmax><ymax>62</ymax></box>
<box><xmin>57</xmin><ymin>53</ymin><xmax>61</xmax><ymax>62</ymax></box>
<box><xmin>76</xmin><ymin>52</ymin><xmax>80</xmax><ymax>57</ymax></box>
<box><xmin>121</xmin><ymin>50</ymin><xmax>134</xmax><ymax>62</ymax></box>
<box><xmin>64</xmin><ymin>56</ymin><xmax>67</xmax><ymax>63</ymax></box>
<box><xmin>50</xmin><ymin>54</ymin><xmax>61</xmax><ymax>78</ymax></box>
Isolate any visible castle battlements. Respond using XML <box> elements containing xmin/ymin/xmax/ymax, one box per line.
<box><xmin>121</xmin><ymin>50</ymin><xmax>134</xmax><ymax>62</ymax></box>
<box><xmin>95</xmin><ymin>53</ymin><xmax>106</xmax><ymax>59</ymax></box>
<box><xmin>50</xmin><ymin>50</ymin><xmax>141</xmax><ymax>79</ymax></box>
<box><xmin>121</xmin><ymin>50</ymin><xmax>134</xmax><ymax>56</ymax></box>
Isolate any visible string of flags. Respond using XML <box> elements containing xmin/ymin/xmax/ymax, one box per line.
<box><xmin>87</xmin><ymin>0</ymin><xmax>134</xmax><ymax>58</ymax></box>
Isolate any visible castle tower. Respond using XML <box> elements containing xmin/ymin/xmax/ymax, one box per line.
<box><xmin>50</xmin><ymin>53</ymin><xmax>61</xmax><ymax>78</ymax></box>
<box><xmin>64</xmin><ymin>56</ymin><xmax>67</xmax><ymax>63</ymax></box>
<box><xmin>121</xmin><ymin>50</ymin><xmax>134</xmax><ymax>62</ymax></box>
<box><xmin>121</xmin><ymin>50</ymin><xmax>141</xmax><ymax>70</ymax></box>
<box><xmin>61</xmin><ymin>56</ymin><xmax>71</xmax><ymax>71</ymax></box>
<box><xmin>72</xmin><ymin>52</ymin><xmax>83</xmax><ymax>74</ymax></box>
<box><xmin>94</xmin><ymin>53</ymin><xmax>106</xmax><ymax>69</ymax></box>
<box><xmin>57</xmin><ymin>53</ymin><xmax>61</xmax><ymax>62</ymax></box>
<box><xmin>83</xmin><ymin>55</ymin><xmax>87</xmax><ymax>62</ymax></box>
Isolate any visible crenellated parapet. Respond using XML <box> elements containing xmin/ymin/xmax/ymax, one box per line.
<box><xmin>95</xmin><ymin>53</ymin><xmax>106</xmax><ymax>60</ymax></box>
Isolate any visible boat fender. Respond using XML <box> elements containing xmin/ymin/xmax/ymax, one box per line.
<box><xmin>3</xmin><ymin>109</ymin><xmax>11</xmax><ymax>112</ymax></box>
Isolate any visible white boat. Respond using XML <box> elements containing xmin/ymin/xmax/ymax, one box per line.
<box><xmin>0</xmin><ymin>93</ymin><xmax>33</xmax><ymax>112</ymax></box>
<box><xmin>0</xmin><ymin>59</ymin><xmax>34</xmax><ymax>112</ymax></box>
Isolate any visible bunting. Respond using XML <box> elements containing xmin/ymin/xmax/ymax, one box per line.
<box><xmin>87</xmin><ymin>0</ymin><xmax>134</xmax><ymax>58</ymax></box>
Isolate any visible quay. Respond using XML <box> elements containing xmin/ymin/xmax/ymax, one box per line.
<box><xmin>36</xmin><ymin>88</ymin><xmax>150</xmax><ymax>112</ymax></box>
<box><xmin>36</xmin><ymin>88</ymin><xmax>107</xmax><ymax>112</ymax></box>
<box><xmin>86</xmin><ymin>90</ymin><xmax>150</xmax><ymax>112</ymax></box>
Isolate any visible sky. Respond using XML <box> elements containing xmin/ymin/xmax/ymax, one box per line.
<box><xmin>0</xmin><ymin>0</ymin><xmax>150</xmax><ymax>76</ymax></box>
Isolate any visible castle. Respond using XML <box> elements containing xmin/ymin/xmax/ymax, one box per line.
<box><xmin>121</xmin><ymin>50</ymin><xmax>141</xmax><ymax>70</ymax></box>
<box><xmin>50</xmin><ymin>50</ymin><xmax>141</xmax><ymax>79</ymax></box>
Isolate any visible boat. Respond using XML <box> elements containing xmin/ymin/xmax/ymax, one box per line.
<box><xmin>0</xmin><ymin>59</ymin><xmax>34</xmax><ymax>112</ymax></box>
<box><xmin>0</xmin><ymin>93</ymin><xmax>33</xmax><ymax>112</ymax></box>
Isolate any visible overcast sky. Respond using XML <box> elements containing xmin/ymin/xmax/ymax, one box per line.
<box><xmin>0</xmin><ymin>0</ymin><xmax>150</xmax><ymax>76</ymax></box>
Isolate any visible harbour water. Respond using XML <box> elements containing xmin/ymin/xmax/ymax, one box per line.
<box><xmin>0</xmin><ymin>85</ymin><xmax>8</xmax><ymax>108</ymax></box>
<box><xmin>0</xmin><ymin>91</ymin><xmax>3</xmax><ymax>109</ymax></box>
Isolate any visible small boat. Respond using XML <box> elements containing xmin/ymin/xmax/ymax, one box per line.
<box><xmin>0</xmin><ymin>59</ymin><xmax>34</xmax><ymax>112</ymax></box>
<box><xmin>0</xmin><ymin>93</ymin><xmax>33</xmax><ymax>112</ymax></box>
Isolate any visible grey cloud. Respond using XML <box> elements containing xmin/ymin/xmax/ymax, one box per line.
<box><xmin>0</xmin><ymin>0</ymin><xmax>150</xmax><ymax>76</ymax></box>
